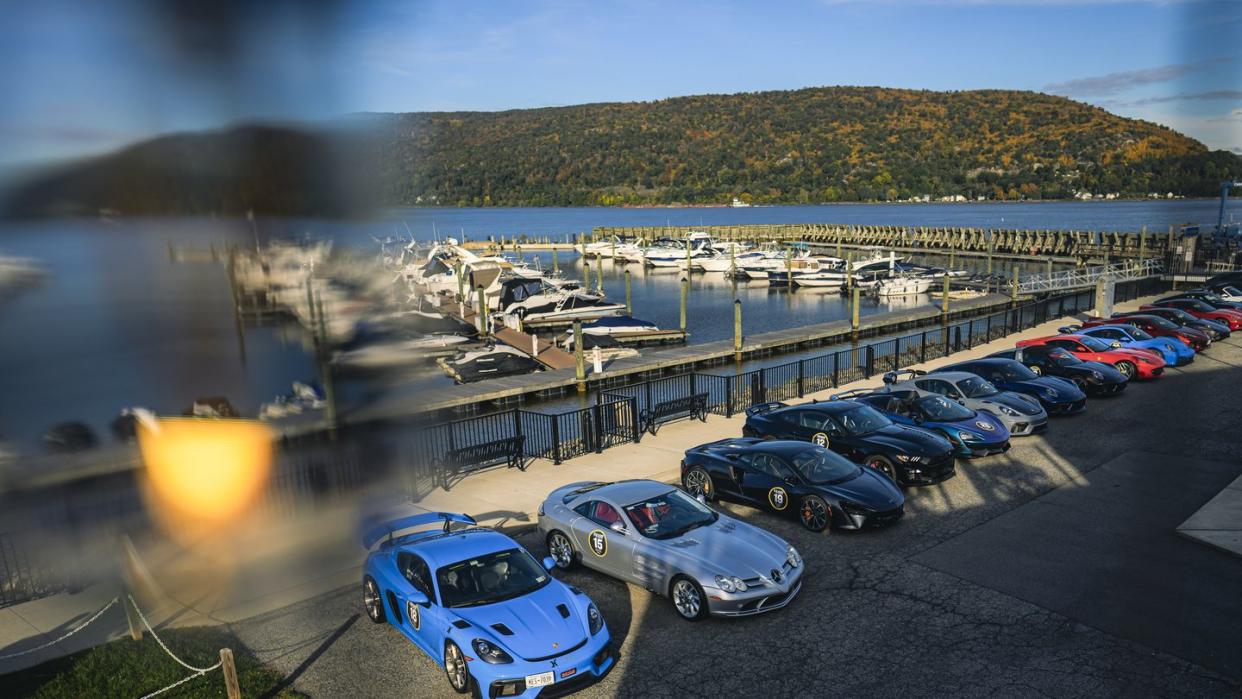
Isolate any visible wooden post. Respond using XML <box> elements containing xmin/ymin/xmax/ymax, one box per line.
<box><xmin>595</xmin><ymin>255</ymin><xmax>603</xmax><ymax>294</ymax></box>
<box><xmin>986</xmin><ymin>233</ymin><xmax>994</xmax><ymax>276</ymax></box>
<box><xmin>611</xmin><ymin>237</ymin><xmax>616</xmax><ymax>260</ymax></box>
<box><xmin>552</xmin><ymin>246</ymin><xmax>559</xmax><ymax>274</ymax></box>
<box><xmin>1140</xmin><ymin>225</ymin><xmax>1147</xmax><ymax>260</ymax></box>
<box><xmin>851</xmin><ymin>288</ymin><xmax>860</xmax><ymax>331</ymax></box>
<box><xmin>785</xmin><ymin>248</ymin><xmax>793</xmax><ymax>287</ymax></box>
<box><xmin>455</xmin><ymin>260</ymin><xmax>464</xmax><ymax>301</ymax></box>
<box><xmin>729</xmin><ymin>243</ymin><xmax>736</xmax><ymax>276</ymax></box>
<box><xmin>475</xmin><ymin>286</ymin><xmax>488</xmax><ymax>338</ymax></box>
<box><xmin>1011</xmin><ymin>267</ymin><xmax>1019</xmax><ymax>302</ymax></box>
<box><xmin>574</xmin><ymin>320</ymin><xmax>586</xmax><ymax>392</ymax></box>
<box><xmin>220</xmin><ymin>648</ymin><xmax>241</xmax><ymax>699</ymax></box>
<box><xmin>733</xmin><ymin>299</ymin><xmax>743</xmax><ymax>359</ymax></box>
<box><xmin>624</xmin><ymin>269</ymin><xmax>632</xmax><ymax>314</ymax></box>
<box><xmin>941</xmin><ymin>274</ymin><xmax>951</xmax><ymax>316</ymax></box>
<box><xmin>685</xmin><ymin>239</ymin><xmax>692</xmax><ymax>273</ymax></box>
<box><xmin>1046</xmin><ymin>257</ymin><xmax>1053</xmax><ymax>276</ymax></box>
<box><xmin>680</xmin><ymin>277</ymin><xmax>689</xmax><ymax>331</ymax></box>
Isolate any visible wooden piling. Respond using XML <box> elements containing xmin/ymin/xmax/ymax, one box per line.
<box><xmin>220</xmin><ymin>648</ymin><xmax>241</xmax><ymax>699</ymax></box>
<box><xmin>455</xmin><ymin>260</ymin><xmax>464</xmax><ymax>301</ymax></box>
<box><xmin>680</xmin><ymin>277</ymin><xmax>689</xmax><ymax>331</ymax></box>
<box><xmin>1011</xmin><ymin>267</ymin><xmax>1019</xmax><ymax>302</ymax></box>
<box><xmin>574</xmin><ymin>320</ymin><xmax>586</xmax><ymax>392</ymax></box>
<box><xmin>734</xmin><ymin>299</ymin><xmax>743</xmax><ymax>360</ymax></box>
<box><xmin>595</xmin><ymin>256</ymin><xmax>603</xmax><ymax>294</ymax></box>
<box><xmin>624</xmin><ymin>269</ymin><xmax>632</xmax><ymax>314</ymax></box>
<box><xmin>475</xmin><ymin>286</ymin><xmax>488</xmax><ymax>338</ymax></box>
<box><xmin>552</xmin><ymin>246</ymin><xmax>559</xmax><ymax>274</ymax></box>
<box><xmin>851</xmin><ymin>288</ymin><xmax>860</xmax><ymax>331</ymax></box>
<box><xmin>941</xmin><ymin>274</ymin><xmax>951</xmax><ymax>316</ymax></box>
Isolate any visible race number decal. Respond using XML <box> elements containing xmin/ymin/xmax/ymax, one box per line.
<box><xmin>768</xmin><ymin>486</ymin><xmax>790</xmax><ymax>511</ymax></box>
<box><xmin>975</xmin><ymin>420</ymin><xmax>995</xmax><ymax>431</ymax></box>
<box><xmin>407</xmin><ymin>600</ymin><xmax>421</xmax><ymax>630</ymax></box>
<box><xmin>588</xmin><ymin>529</ymin><xmax>608</xmax><ymax>557</ymax></box>
<box><xmin>811</xmin><ymin>432</ymin><xmax>830</xmax><ymax>448</ymax></box>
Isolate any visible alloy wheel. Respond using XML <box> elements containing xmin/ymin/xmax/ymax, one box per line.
<box><xmin>363</xmin><ymin>578</ymin><xmax>383</xmax><ymax>622</ymax></box>
<box><xmin>672</xmin><ymin>579</ymin><xmax>701</xmax><ymax>619</ymax></box>
<box><xmin>684</xmin><ymin>468</ymin><xmax>712</xmax><ymax>499</ymax></box>
<box><xmin>548</xmin><ymin>532</ymin><xmax>574</xmax><ymax>569</ymax></box>
<box><xmin>800</xmin><ymin>496</ymin><xmax>830</xmax><ymax>532</ymax></box>
<box><xmin>444</xmin><ymin>642</ymin><xmax>469</xmax><ymax>692</ymax></box>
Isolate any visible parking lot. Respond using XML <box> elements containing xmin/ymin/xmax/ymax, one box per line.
<box><xmin>231</xmin><ymin>336</ymin><xmax>1242</xmax><ymax>697</ymax></box>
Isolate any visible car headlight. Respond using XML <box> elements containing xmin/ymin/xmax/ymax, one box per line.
<box><xmin>714</xmin><ymin>575</ymin><xmax>748</xmax><ymax>593</ymax></box>
<box><xmin>1091</xmin><ymin>370</ymin><xmax>1104</xmax><ymax>380</ymax></box>
<box><xmin>1042</xmin><ymin>388</ymin><xmax>1059</xmax><ymax>399</ymax></box>
<box><xmin>957</xmin><ymin>429</ymin><xmax>981</xmax><ymax>443</ymax></box>
<box><xmin>472</xmin><ymin>639</ymin><xmax>514</xmax><ymax>664</ymax></box>
<box><xmin>786</xmin><ymin>546</ymin><xmax>802</xmax><ymax>569</ymax></box>
<box><xmin>587</xmin><ymin>604</ymin><xmax>604</xmax><ymax>635</ymax></box>
<box><xmin>994</xmin><ymin>404</ymin><xmax>1019</xmax><ymax>416</ymax></box>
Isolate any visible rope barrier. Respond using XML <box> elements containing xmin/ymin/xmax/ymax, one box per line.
<box><xmin>127</xmin><ymin>593</ymin><xmax>223</xmax><ymax>699</ymax></box>
<box><xmin>0</xmin><ymin>596</ymin><xmax>119</xmax><ymax>661</ymax></box>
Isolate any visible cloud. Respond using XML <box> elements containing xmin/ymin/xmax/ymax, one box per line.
<box><xmin>1044</xmin><ymin>63</ymin><xmax>1199</xmax><ymax>97</ymax></box>
<box><xmin>1121</xmin><ymin>90</ymin><xmax>1242</xmax><ymax>106</ymax></box>
<box><xmin>1208</xmin><ymin>108</ymin><xmax>1242</xmax><ymax>123</ymax></box>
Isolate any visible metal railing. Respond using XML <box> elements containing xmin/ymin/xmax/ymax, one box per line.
<box><xmin>1017</xmin><ymin>259</ymin><xmax>1162</xmax><ymax>294</ymax></box>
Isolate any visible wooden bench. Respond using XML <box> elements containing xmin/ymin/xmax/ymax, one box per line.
<box><xmin>437</xmin><ymin>436</ymin><xmax>527</xmax><ymax>487</ymax></box>
<box><xmin>638</xmin><ymin>393</ymin><xmax>708</xmax><ymax>438</ymax></box>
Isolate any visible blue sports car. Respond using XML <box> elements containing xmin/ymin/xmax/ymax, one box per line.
<box><xmin>1072</xmin><ymin>323</ymin><xmax>1195</xmax><ymax>366</ymax></box>
<box><xmin>833</xmin><ymin>387</ymin><xmax>1011</xmax><ymax>458</ymax></box>
<box><xmin>934</xmin><ymin>358</ymin><xmax>1087</xmax><ymax>415</ymax></box>
<box><xmin>361</xmin><ymin>512</ymin><xmax>614</xmax><ymax>698</ymax></box>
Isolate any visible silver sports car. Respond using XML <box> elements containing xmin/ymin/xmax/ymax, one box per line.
<box><xmin>537</xmin><ymin>479</ymin><xmax>803</xmax><ymax>621</ymax></box>
<box><xmin>882</xmin><ymin>369</ymin><xmax>1048</xmax><ymax>436</ymax></box>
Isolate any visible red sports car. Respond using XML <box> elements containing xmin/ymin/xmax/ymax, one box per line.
<box><xmin>1081</xmin><ymin>314</ymin><xmax>1210</xmax><ymax>351</ymax></box>
<box><xmin>1143</xmin><ymin>299</ymin><xmax>1242</xmax><ymax>331</ymax></box>
<box><xmin>1016</xmin><ymin>334</ymin><xmax>1165</xmax><ymax>379</ymax></box>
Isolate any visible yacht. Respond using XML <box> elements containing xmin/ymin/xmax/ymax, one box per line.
<box><xmin>580</xmin><ymin>235</ymin><xmax>630</xmax><ymax>258</ymax></box>
<box><xmin>696</xmin><ymin>249</ymin><xmax>766</xmax><ymax>273</ymax></box>
<box><xmin>494</xmin><ymin>277</ymin><xmax>626</xmax><ymax>325</ymax></box>
<box><xmin>642</xmin><ymin>232</ymin><xmax>715</xmax><ymax>268</ymax></box>
<box><xmin>874</xmin><ymin>274</ymin><xmax>935</xmax><ymax>297</ymax></box>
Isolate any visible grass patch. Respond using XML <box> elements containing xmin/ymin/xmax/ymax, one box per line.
<box><xmin>3</xmin><ymin>626</ymin><xmax>302</xmax><ymax>698</ymax></box>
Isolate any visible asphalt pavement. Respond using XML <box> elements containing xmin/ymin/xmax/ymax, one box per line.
<box><xmin>230</xmin><ymin>337</ymin><xmax>1242</xmax><ymax>697</ymax></box>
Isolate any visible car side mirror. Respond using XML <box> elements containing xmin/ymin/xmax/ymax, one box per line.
<box><xmin>695</xmin><ymin>492</ymin><xmax>707</xmax><ymax>505</ymax></box>
<box><xmin>542</xmin><ymin>556</ymin><xmax>556</xmax><ymax>571</ymax></box>
<box><xmin>407</xmin><ymin>589</ymin><xmax>429</xmax><ymax>606</ymax></box>
<box><xmin>609</xmin><ymin>521</ymin><xmax>627</xmax><ymax>535</ymax></box>
<box><xmin>913</xmin><ymin>414</ymin><xmax>924</xmax><ymax>423</ymax></box>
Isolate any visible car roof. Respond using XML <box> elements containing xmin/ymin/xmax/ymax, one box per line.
<box><xmin>398</xmin><ymin>528</ymin><xmax>521</xmax><ymax>569</ymax></box>
<box><xmin>576</xmin><ymin>479</ymin><xmax>678</xmax><ymax>506</ymax></box>
<box><xmin>744</xmin><ymin>440</ymin><xmax>824</xmax><ymax>457</ymax></box>
<box><xmin>942</xmin><ymin>358</ymin><xmax>1012</xmax><ymax>370</ymax></box>
<box><xmin>792</xmin><ymin>400</ymin><xmax>858</xmax><ymax>414</ymax></box>
<box><xmin>914</xmin><ymin>370</ymin><xmax>982</xmax><ymax>383</ymax></box>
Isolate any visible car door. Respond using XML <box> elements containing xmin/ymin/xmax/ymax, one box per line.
<box><xmin>796</xmin><ymin>409</ymin><xmax>837</xmax><ymax>447</ymax></box>
<box><xmin>714</xmin><ymin>452</ymin><xmax>753</xmax><ymax>503</ymax></box>
<box><xmin>394</xmin><ymin>551</ymin><xmax>440</xmax><ymax>658</ymax></box>
<box><xmin>1018</xmin><ymin>346</ymin><xmax>1057</xmax><ymax>374</ymax></box>
<box><xmin>916</xmin><ymin>378</ymin><xmax>960</xmax><ymax>401</ymax></box>
<box><xmin>568</xmin><ymin>499</ymin><xmax>639</xmax><ymax>582</ymax></box>
<box><xmin>737</xmin><ymin>453</ymin><xmax>798</xmax><ymax>514</ymax></box>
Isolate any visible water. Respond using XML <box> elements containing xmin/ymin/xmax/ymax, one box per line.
<box><xmin>0</xmin><ymin>199</ymin><xmax>1234</xmax><ymax>448</ymax></box>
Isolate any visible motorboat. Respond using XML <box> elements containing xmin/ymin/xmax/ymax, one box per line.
<box><xmin>494</xmin><ymin>277</ymin><xmax>625</xmax><ymax>325</ymax></box>
<box><xmin>698</xmin><ymin>249</ymin><xmax>766</xmax><ymax>273</ymax></box>
<box><xmin>401</xmin><ymin>239</ymin><xmax>505</xmax><ymax>297</ymax></box>
<box><xmin>438</xmin><ymin>345</ymin><xmax>542</xmax><ymax>383</ymax></box>
<box><xmin>578</xmin><ymin>315</ymin><xmax>659</xmax><ymax>336</ymax></box>
<box><xmin>792</xmin><ymin>257</ymin><xmax>855</xmax><ymax>288</ymax></box>
<box><xmin>643</xmin><ymin>232</ymin><xmax>715</xmax><ymax>268</ymax></box>
<box><xmin>332</xmin><ymin>332</ymin><xmax>471</xmax><ymax>370</ymax></box>
<box><xmin>873</xmin><ymin>273</ymin><xmax>935</xmax><ymax>297</ymax></box>
<box><xmin>559</xmin><ymin>332</ymin><xmax>640</xmax><ymax>361</ymax></box>
<box><xmin>580</xmin><ymin>235</ymin><xmax>632</xmax><ymax>258</ymax></box>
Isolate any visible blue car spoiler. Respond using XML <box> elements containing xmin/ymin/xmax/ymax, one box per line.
<box><xmin>361</xmin><ymin>512</ymin><xmax>477</xmax><ymax>549</ymax></box>
<box><xmin>745</xmin><ymin>401</ymin><xmax>788</xmax><ymax>416</ymax></box>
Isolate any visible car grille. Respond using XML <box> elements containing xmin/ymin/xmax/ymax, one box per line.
<box><xmin>866</xmin><ymin>506</ymin><xmax>904</xmax><ymax>527</ymax></box>
<box><xmin>1151</xmin><ymin>367</ymin><xmax>1164</xmax><ymax>376</ymax></box>
<box><xmin>535</xmin><ymin>670</ymin><xmax>604</xmax><ymax>699</ymax></box>
<box><xmin>524</xmin><ymin>637</ymin><xmax>588</xmax><ymax>663</ymax></box>
<box><xmin>737</xmin><ymin>583</ymin><xmax>800</xmax><ymax>613</ymax></box>
<box><xmin>741</xmin><ymin>560</ymin><xmax>795</xmax><ymax>588</ymax></box>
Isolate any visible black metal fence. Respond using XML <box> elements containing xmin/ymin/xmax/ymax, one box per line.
<box><xmin>404</xmin><ymin>276</ymin><xmax>1167</xmax><ymax>480</ymax></box>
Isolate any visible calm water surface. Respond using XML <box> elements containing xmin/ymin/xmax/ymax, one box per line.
<box><xmin>0</xmin><ymin>199</ymin><xmax>1235</xmax><ymax>447</ymax></box>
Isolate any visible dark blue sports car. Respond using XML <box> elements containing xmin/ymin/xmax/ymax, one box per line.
<box><xmin>742</xmin><ymin>400</ymin><xmax>956</xmax><ymax>486</ymax></box>
<box><xmin>833</xmin><ymin>388</ymin><xmax>1011</xmax><ymax>458</ymax></box>
<box><xmin>934</xmin><ymin>358</ymin><xmax>1087</xmax><ymax>415</ymax></box>
<box><xmin>682</xmin><ymin>438</ymin><xmax>905</xmax><ymax>532</ymax></box>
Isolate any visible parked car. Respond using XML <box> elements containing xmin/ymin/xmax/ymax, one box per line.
<box><xmin>361</xmin><ymin>512</ymin><xmax>615</xmax><ymax>698</ymax></box>
<box><xmin>1074</xmin><ymin>321</ymin><xmax>1194</xmax><ymax>365</ymax></box>
<box><xmin>1015</xmin><ymin>333</ymin><xmax>1160</xmax><ymax>380</ymax></box>
<box><xmin>1158</xmin><ymin>290</ymin><xmax>1242</xmax><ymax>312</ymax></box>
<box><xmin>1081</xmin><ymin>314</ymin><xmax>1209</xmax><ymax>351</ymax></box>
<box><xmin>933</xmin><ymin>358</ymin><xmax>1087</xmax><ymax>415</ymax></box>
<box><xmin>1144</xmin><ymin>299</ymin><xmax>1242</xmax><ymax>331</ymax></box>
<box><xmin>1203</xmin><ymin>281</ymin><xmax>1242</xmax><ymax>302</ymax></box>
<box><xmin>681</xmin><ymin>438</ymin><xmax>905</xmax><ymax>531</ymax></box>
<box><xmin>881</xmin><ymin>369</ymin><xmax>1049</xmax><ymax>436</ymax></box>
<box><xmin>1112</xmin><ymin>306</ymin><xmax>1228</xmax><ymax>342</ymax></box>
<box><xmin>742</xmin><ymin>399</ymin><xmax>957</xmax><ymax>486</ymax></box>
<box><xmin>831</xmin><ymin>387</ymin><xmax>1011</xmax><ymax>457</ymax></box>
<box><xmin>538</xmin><ymin>480</ymin><xmax>804</xmax><ymax>620</ymax></box>
<box><xmin>989</xmin><ymin>345</ymin><xmax>1132</xmax><ymax>393</ymax></box>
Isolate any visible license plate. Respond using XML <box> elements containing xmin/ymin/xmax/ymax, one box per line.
<box><xmin>525</xmin><ymin>671</ymin><xmax>555</xmax><ymax>688</ymax></box>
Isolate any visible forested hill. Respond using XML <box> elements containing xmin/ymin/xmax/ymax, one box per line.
<box><xmin>371</xmin><ymin>87</ymin><xmax>1239</xmax><ymax>206</ymax></box>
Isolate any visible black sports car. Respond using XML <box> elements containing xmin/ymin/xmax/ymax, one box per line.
<box><xmin>742</xmin><ymin>400</ymin><xmax>956</xmax><ymax>486</ymax></box>
<box><xmin>681</xmin><ymin>439</ymin><xmax>905</xmax><ymax>532</ymax></box>
<box><xmin>934</xmin><ymin>358</ymin><xmax>1087</xmax><ymax>415</ymax></box>
<box><xmin>988</xmin><ymin>346</ymin><xmax>1128</xmax><ymax>395</ymax></box>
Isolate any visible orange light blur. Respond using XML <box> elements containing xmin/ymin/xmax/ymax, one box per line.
<box><xmin>136</xmin><ymin>417</ymin><xmax>273</xmax><ymax>526</ymax></box>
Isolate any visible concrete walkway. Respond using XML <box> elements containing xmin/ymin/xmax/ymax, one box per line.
<box><xmin>1178</xmin><ymin>472</ymin><xmax>1242</xmax><ymax>557</ymax></box>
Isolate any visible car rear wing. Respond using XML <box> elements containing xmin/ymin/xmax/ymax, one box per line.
<box><xmin>745</xmin><ymin>401</ymin><xmax>788</xmax><ymax>416</ymax></box>
<box><xmin>882</xmin><ymin>368</ymin><xmax>925</xmax><ymax>385</ymax></box>
<box><xmin>1057</xmin><ymin>324</ymin><xmax>1082</xmax><ymax>334</ymax></box>
<box><xmin>361</xmin><ymin>511</ymin><xmax>477</xmax><ymax>549</ymax></box>
<box><xmin>830</xmin><ymin>388</ymin><xmax>877</xmax><ymax>401</ymax></box>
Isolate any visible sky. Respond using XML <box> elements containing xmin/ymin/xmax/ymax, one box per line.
<box><xmin>0</xmin><ymin>0</ymin><xmax>1239</xmax><ymax>171</ymax></box>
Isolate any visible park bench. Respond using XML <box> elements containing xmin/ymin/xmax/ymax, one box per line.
<box><xmin>639</xmin><ymin>393</ymin><xmax>708</xmax><ymax>438</ymax></box>
<box><xmin>437</xmin><ymin>436</ymin><xmax>527</xmax><ymax>487</ymax></box>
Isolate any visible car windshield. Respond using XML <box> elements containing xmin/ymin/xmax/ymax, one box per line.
<box><xmin>1147</xmin><ymin>316</ymin><xmax>1179</xmax><ymax>330</ymax></box>
<box><xmin>1078</xmin><ymin>336</ymin><xmax>1113</xmax><ymax>351</ymax></box>
<box><xmin>623</xmin><ymin>489</ymin><xmax>718</xmax><ymax>540</ymax></box>
<box><xmin>1223</xmin><ymin>286</ymin><xmax>1242</xmax><ymax>297</ymax></box>
<box><xmin>1188</xmin><ymin>299</ymin><xmax>1216</xmax><ymax>312</ymax></box>
<box><xmin>1049</xmin><ymin>348</ymin><xmax>1083</xmax><ymax>366</ymax></box>
<box><xmin>957</xmin><ymin>375</ymin><xmax>998</xmax><ymax>398</ymax></box>
<box><xmin>994</xmin><ymin>361</ymin><xmax>1038</xmax><ymax>380</ymax></box>
<box><xmin>838</xmin><ymin>405</ymin><xmax>892</xmax><ymax>435</ymax></box>
<box><xmin>436</xmin><ymin>548</ymin><xmax>551</xmax><ymax>608</ymax></box>
<box><xmin>916</xmin><ymin>395</ymin><xmax>973</xmax><ymax>420</ymax></box>
<box><xmin>1125</xmin><ymin>326</ymin><xmax>1153</xmax><ymax>339</ymax></box>
<box><xmin>1196</xmin><ymin>294</ymin><xmax>1224</xmax><ymax>304</ymax></box>
<box><xmin>790</xmin><ymin>448</ymin><xmax>861</xmax><ymax>484</ymax></box>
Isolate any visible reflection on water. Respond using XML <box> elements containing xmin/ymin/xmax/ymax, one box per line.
<box><xmin>1</xmin><ymin>198</ymin><xmax>1232</xmax><ymax>448</ymax></box>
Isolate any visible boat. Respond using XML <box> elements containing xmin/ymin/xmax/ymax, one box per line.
<box><xmin>873</xmin><ymin>274</ymin><xmax>935</xmax><ymax>297</ymax></box>
<box><xmin>729</xmin><ymin>197</ymin><xmax>751</xmax><ymax>208</ymax></box>
<box><xmin>580</xmin><ymin>235</ymin><xmax>630</xmax><ymax>258</ymax></box>
<box><xmin>559</xmin><ymin>332</ymin><xmax>640</xmax><ymax>361</ymax></box>
<box><xmin>259</xmin><ymin>382</ymin><xmax>327</xmax><ymax>420</ymax></box>
<box><xmin>642</xmin><ymin>232</ymin><xmax>715</xmax><ymax>268</ymax></box>
<box><xmin>438</xmin><ymin>345</ymin><xmax>543</xmax><ymax>383</ymax></box>
<box><xmin>332</xmin><ymin>332</ymin><xmax>471</xmax><ymax>370</ymax></box>
<box><xmin>697</xmin><ymin>249</ymin><xmax>766</xmax><ymax>273</ymax></box>
<box><xmin>495</xmin><ymin>277</ymin><xmax>625</xmax><ymax>325</ymax></box>
<box><xmin>579</xmin><ymin>315</ymin><xmax>660</xmax><ymax>336</ymax></box>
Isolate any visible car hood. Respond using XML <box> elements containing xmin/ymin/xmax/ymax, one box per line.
<box><xmin>663</xmin><ymin>517</ymin><xmax>789</xmax><ymax>579</ymax></box>
<box><xmin>817</xmin><ymin>469</ymin><xmax>904</xmax><ymax>510</ymax></box>
<box><xmin>1079</xmin><ymin>361</ymin><xmax>1127</xmax><ymax>382</ymax></box>
<box><xmin>447</xmin><ymin>581</ymin><xmax>587</xmax><ymax>661</ymax></box>
<box><xmin>978</xmin><ymin>392</ymin><xmax>1045</xmax><ymax>417</ymax></box>
<box><xmin>863</xmin><ymin>424</ymin><xmax>952</xmax><ymax>456</ymax></box>
<box><xmin>948</xmin><ymin>411</ymin><xmax>1010</xmax><ymax>440</ymax></box>
<box><xmin>1005</xmin><ymin>377</ymin><xmax>1084</xmax><ymax>402</ymax></box>
<box><xmin>1133</xmin><ymin>338</ymin><xmax>1182</xmax><ymax>354</ymax></box>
